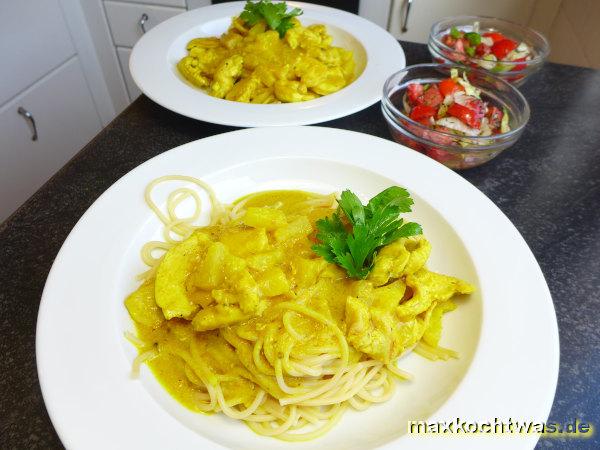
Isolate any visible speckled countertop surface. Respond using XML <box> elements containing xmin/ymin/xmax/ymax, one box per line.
<box><xmin>0</xmin><ymin>42</ymin><xmax>598</xmax><ymax>449</ymax></box>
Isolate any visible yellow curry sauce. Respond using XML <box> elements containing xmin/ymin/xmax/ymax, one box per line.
<box><xmin>177</xmin><ymin>17</ymin><xmax>356</xmax><ymax>103</ymax></box>
<box><xmin>125</xmin><ymin>190</ymin><xmax>473</xmax><ymax>413</ymax></box>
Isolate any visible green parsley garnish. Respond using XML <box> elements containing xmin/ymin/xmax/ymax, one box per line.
<box><xmin>312</xmin><ymin>187</ymin><xmax>422</xmax><ymax>279</ymax></box>
<box><xmin>240</xmin><ymin>0</ymin><xmax>303</xmax><ymax>38</ymax></box>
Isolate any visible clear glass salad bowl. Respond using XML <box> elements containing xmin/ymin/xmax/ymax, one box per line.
<box><xmin>428</xmin><ymin>16</ymin><xmax>550</xmax><ymax>86</ymax></box>
<box><xmin>381</xmin><ymin>63</ymin><xmax>530</xmax><ymax>170</ymax></box>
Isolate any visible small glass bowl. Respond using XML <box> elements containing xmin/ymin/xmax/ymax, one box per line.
<box><xmin>428</xmin><ymin>16</ymin><xmax>550</xmax><ymax>86</ymax></box>
<box><xmin>381</xmin><ymin>63</ymin><xmax>530</xmax><ymax>170</ymax></box>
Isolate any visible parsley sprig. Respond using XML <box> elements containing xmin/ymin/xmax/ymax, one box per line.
<box><xmin>240</xmin><ymin>0</ymin><xmax>303</xmax><ymax>38</ymax></box>
<box><xmin>312</xmin><ymin>187</ymin><xmax>422</xmax><ymax>279</ymax></box>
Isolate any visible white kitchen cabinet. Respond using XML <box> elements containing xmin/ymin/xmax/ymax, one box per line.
<box><xmin>389</xmin><ymin>0</ymin><xmax>537</xmax><ymax>43</ymax></box>
<box><xmin>0</xmin><ymin>58</ymin><xmax>101</xmax><ymax>222</ymax></box>
<box><xmin>104</xmin><ymin>1</ymin><xmax>185</xmax><ymax>48</ymax></box>
<box><xmin>0</xmin><ymin>0</ymin><xmax>76</xmax><ymax>106</ymax></box>
<box><xmin>117</xmin><ymin>47</ymin><xmax>142</xmax><ymax>100</ymax></box>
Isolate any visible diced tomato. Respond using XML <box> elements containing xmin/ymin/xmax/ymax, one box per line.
<box><xmin>422</xmin><ymin>85</ymin><xmax>443</xmax><ymax>108</ymax></box>
<box><xmin>463</xmin><ymin>97</ymin><xmax>485</xmax><ymax>118</ymax></box>
<box><xmin>505</xmin><ymin>74</ymin><xmax>525</xmax><ymax>83</ymax></box>
<box><xmin>455</xmin><ymin>38</ymin><xmax>466</xmax><ymax>54</ymax></box>
<box><xmin>513</xmin><ymin>56</ymin><xmax>527</xmax><ymax>71</ymax></box>
<box><xmin>427</xmin><ymin>147</ymin><xmax>455</xmax><ymax>164</ymax></box>
<box><xmin>486</xmin><ymin>105</ymin><xmax>503</xmax><ymax>130</ymax></box>
<box><xmin>448</xmin><ymin>103</ymin><xmax>482</xmax><ymax>129</ymax></box>
<box><xmin>409</xmin><ymin>104</ymin><xmax>437</xmax><ymax>122</ymax></box>
<box><xmin>428</xmin><ymin>126</ymin><xmax>454</xmax><ymax>146</ymax></box>
<box><xmin>475</xmin><ymin>43</ymin><xmax>491</xmax><ymax>56</ymax></box>
<box><xmin>442</xmin><ymin>34</ymin><xmax>457</xmax><ymax>47</ymax></box>
<box><xmin>482</xmin><ymin>32</ymin><xmax>505</xmax><ymax>44</ymax></box>
<box><xmin>407</xmin><ymin>83</ymin><xmax>424</xmax><ymax>104</ymax></box>
<box><xmin>438</xmin><ymin>78</ymin><xmax>464</xmax><ymax>97</ymax></box>
<box><xmin>491</xmin><ymin>39</ymin><xmax>518</xmax><ymax>60</ymax></box>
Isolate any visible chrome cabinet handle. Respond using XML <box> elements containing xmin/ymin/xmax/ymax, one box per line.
<box><xmin>400</xmin><ymin>0</ymin><xmax>413</xmax><ymax>33</ymax></box>
<box><xmin>17</xmin><ymin>107</ymin><xmax>38</xmax><ymax>141</ymax></box>
<box><xmin>139</xmin><ymin>13</ymin><xmax>149</xmax><ymax>34</ymax></box>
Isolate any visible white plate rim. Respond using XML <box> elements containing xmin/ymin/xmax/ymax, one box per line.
<box><xmin>36</xmin><ymin>126</ymin><xmax>559</xmax><ymax>450</ymax></box>
<box><xmin>129</xmin><ymin>1</ymin><xmax>405</xmax><ymax>127</ymax></box>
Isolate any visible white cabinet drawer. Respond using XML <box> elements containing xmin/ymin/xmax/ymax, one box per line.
<box><xmin>104</xmin><ymin>1</ymin><xmax>185</xmax><ymax>47</ymax></box>
<box><xmin>114</xmin><ymin>0</ymin><xmax>187</xmax><ymax>8</ymax></box>
<box><xmin>0</xmin><ymin>0</ymin><xmax>76</xmax><ymax>106</ymax></box>
<box><xmin>0</xmin><ymin>57</ymin><xmax>101</xmax><ymax>223</ymax></box>
<box><xmin>116</xmin><ymin>47</ymin><xmax>142</xmax><ymax>101</ymax></box>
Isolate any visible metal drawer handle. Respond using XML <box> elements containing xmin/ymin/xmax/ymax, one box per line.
<box><xmin>400</xmin><ymin>0</ymin><xmax>413</xmax><ymax>33</ymax></box>
<box><xmin>17</xmin><ymin>107</ymin><xmax>38</xmax><ymax>141</ymax></box>
<box><xmin>139</xmin><ymin>13</ymin><xmax>149</xmax><ymax>34</ymax></box>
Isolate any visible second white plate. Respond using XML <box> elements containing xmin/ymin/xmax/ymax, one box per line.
<box><xmin>129</xmin><ymin>2</ymin><xmax>405</xmax><ymax>127</ymax></box>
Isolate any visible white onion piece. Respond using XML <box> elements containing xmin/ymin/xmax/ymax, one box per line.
<box><xmin>436</xmin><ymin>117</ymin><xmax>481</xmax><ymax>136</ymax></box>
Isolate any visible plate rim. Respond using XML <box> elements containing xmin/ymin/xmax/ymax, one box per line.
<box><xmin>36</xmin><ymin>126</ymin><xmax>559</xmax><ymax>450</ymax></box>
<box><xmin>129</xmin><ymin>1</ymin><xmax>406</xmax><ymax>127</ymax></box>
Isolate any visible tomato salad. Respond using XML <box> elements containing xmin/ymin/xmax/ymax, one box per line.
<box><xmin>385</xmin><ymin>69</ymin><xmax>510</xmax><ymax>168</ymax></box>
<box><xmin>403</xmin><ymin>69</ymin><xmax>509</xmax><ymax>140</ymax></box>
<box><xmin>440</xmin><ymin>23</ymin><xmax>532</xmax><ymax>73</ymax></box>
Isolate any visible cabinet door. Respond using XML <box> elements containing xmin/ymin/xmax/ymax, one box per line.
<box><xmin>0</xmin><ymin>0</ymin><xmax>76</xmax><ymax>105</ymax></box>
<box><xmin>389</xmin><ymin>0</ymin><xmax>536</xmax><ymax>43</ymax></box>
<box><xmin>104</xmin><ymin>1</ymin><xmax>185</xmax><ymax>47</ymax></box>
<box><xmin>116</xmin><ymin>47</ymin><xmax>142</xmax><ymax>101</ymax></box>
<box><xmin>0</xmin><ymin>58</ymin><xmax>101</xmax><ymax>222</ymax></box>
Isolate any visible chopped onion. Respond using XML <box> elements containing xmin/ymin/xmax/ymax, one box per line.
<box><xmin>457</xmin><ymin>73</ymin><xmax>481</xmax><ymax>98</ymax></box>
<box><xmin>480</xmin><ymin>36</ymin><xmax>494</xmax><ymax>47</ymax></box>
<box><xmin>477</xmin><ymin>54</ymin><xmax>497</xmax><ymax>70</ymax></box>
<box><xmin>436</xmin><ymin>117</ymin><xmax>481</xmax><ymax>136</ymax></box>
<box><xmin>479</xmin><ymin>117</ymin><xmax>492</xmax><ymax>137</ymax></box>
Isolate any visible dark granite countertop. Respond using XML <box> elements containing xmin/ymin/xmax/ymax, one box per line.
<box><xmin>1</xmin><ymin>41</ymin><xmax>599</xmax><ymax>449</ymax></box>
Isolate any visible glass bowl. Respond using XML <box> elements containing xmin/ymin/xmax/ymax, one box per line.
<box><xmin>381</xmin><ymin>63</ymin><xmax>530</xmax><ymax>170</ymax></box>
<box><xmin>428</xmin><ymin>16</ymin><xmax>550</xmax><ymax>86</ymax></box>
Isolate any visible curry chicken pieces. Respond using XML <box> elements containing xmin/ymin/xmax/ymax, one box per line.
<box><xmin>125</xmin><ymin>191</ymin><xmax>474</xmax><ymax>375</ymax></box>
<box><xmin>177</xmin><ymin>17</ymin><xmax>356</xmax><ymax>103</ymax></box>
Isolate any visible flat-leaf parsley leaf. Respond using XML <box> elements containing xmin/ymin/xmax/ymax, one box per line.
<box><xmin>312</xmin><ymin>187</ymin><xmax>422</xmax><ymax>279</ymax></box>
<box><xmin>240</xmin><ymin>0</ymin><xmax>303</xmax><ymax>38</ymax></box>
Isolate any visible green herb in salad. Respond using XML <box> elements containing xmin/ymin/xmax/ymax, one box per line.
<box><xmin>240</xmin><ymin>0</ymin><xmax>303</xmax><ymax>38</ymax></box>
<box><xmin>312</xmin><ymin>187</ymin><xmax>422</xmax><ymax>279</ymax></box>
<box><xmin>450</xmin><ymin>26</ymin><xmax>461</xmax><ymax>39</ymax></box>
<box><xmin>464</xmin><ymin>32</ymin><xmax>481</xmax><ymax>46</ymax></box>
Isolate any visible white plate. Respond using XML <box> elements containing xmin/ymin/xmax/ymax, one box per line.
<box><xmin>129</xmin><ymin>2</ymin><xmax>405</xmax><ymax>127</ymax></box>
<box><xmin>37</xmin><ymin>127</ymin><xmax>558</xmax><ymax>450</ymax></box>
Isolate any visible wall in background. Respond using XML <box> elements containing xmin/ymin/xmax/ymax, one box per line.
<box><xmin>388</xmin><ymin>0</ymin><xmax>537</xmax><ymax>44</ymax></box>
<box><xmin>544</xmin><ymin>0</ymin><xmax>600</xmax><ymax>68</ymax></box>
<box><xmin>388</xmin><ymin>0</ymin><xmax>599</xmax><ymax>69</ymax></box>
<box><xmin>212</xmin><ymin>0</ymin><xmax>359</xmax><ymax>13</ymax></box>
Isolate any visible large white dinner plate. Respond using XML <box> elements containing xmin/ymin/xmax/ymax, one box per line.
<box><xmin>37</xmin><ymin>127</ymin><xmax>558</xmax><ymax>450</ymax></box>
<box><xmin>129</xmin><ymin>2</ymin><xmax>405</xmax><ymax>127</ymax></box>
